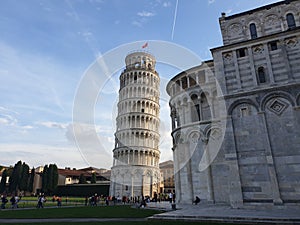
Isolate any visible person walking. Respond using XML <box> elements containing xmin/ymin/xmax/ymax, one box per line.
<box><xmin>37</xmin><ymin>195</ymin><xmax>45</xmax><ymax>208</ymax></box>
<box><xmin>1</xmin><ymin>195</ymin><xmax>8</xmax><ymax>209</ymax></box>
<box><xmin>10</xmin><ymin>195</ymin><xmax>16</xmax><ymax>209</ymax></box>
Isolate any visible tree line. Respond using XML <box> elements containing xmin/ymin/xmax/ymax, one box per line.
<box><xmin>0</xmin><ymin>161</ymin><xmax>58</xmax><ymax>195</ymax></box>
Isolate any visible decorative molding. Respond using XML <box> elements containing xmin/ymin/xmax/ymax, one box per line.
<box><xmin>223</xmin><ymin>52</ymin><xmax>233</xmax><ymax>64</ymax></box>
<box><xmin>285</xmin><ymin>37</ymin><xmax>298</xmax><ymax>48</ymax></box>
<box><xmin>264</xmin><ymin>14</ymin><xmax>279</xmax><ymax>26</ymax></box>
<box><xmin>228</xmin><ymin>23</ymin><xmax>243</xmax><ymax>37</ymax></box>
<box><xmin>267</xmin><ymin>98</ymin><xmax>288</xmax><ymax>116</ymax></box>
<box><xmin>252</xmin><ymin>45</ymin><xmax>264</xmax><ymax>55</ymax></box>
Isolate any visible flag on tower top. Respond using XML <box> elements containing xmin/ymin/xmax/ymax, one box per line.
<box><xmin>142</xmin><ymin>42</ymin><xmax>148</xmax><ymax>48</ymax></box>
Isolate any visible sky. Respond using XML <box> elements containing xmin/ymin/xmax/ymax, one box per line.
<box><xmin>0</xmin><ymin>0</ymin><xmax>280</xmax><ymax>169</ymax></box>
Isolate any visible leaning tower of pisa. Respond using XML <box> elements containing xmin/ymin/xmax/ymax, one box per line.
<box><xmin>109</xmin><ymin>51</ymin><xmax>161</xmax><ymax>199</ymax></box>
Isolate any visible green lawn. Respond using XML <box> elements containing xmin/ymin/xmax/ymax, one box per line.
<box><xmin>0</xmin><ymin>205</ymin><xmax>253</xmax><ymax>225</ymax></box>
<box><xmin>0</xmin><ymin>222</ymin><xmax>239</xmax><ymax>225</ymax></box>
<box><xmin>15</xmin><ymin>196</ymin><xmax>86</xmax><ymax>208</ymax></box>
<box><xmin>0</xmin><ymin>205</ymin><xmax>162</xmax><ymax>219</ymax></box>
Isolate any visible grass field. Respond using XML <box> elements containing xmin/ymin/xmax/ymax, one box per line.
<box><xmin>3</xmin><ymin>196</ymin><xmax>88</xmax><ymax>208</ymax></box>
<box><xmin>0</xmin><ymin>203</ymin><xmax>251</xmax><ymax>225</ymax></box>
<box><xmin>0</xmin><ymin>222</ymin><xmax>239</xmax><ymax>225</ymax></box>
<box><xmin>0</xmin><ymin>205</ymin><xmax>162</xmax><ymax>219</ymax></box>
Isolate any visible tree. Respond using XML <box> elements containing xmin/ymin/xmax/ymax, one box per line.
<box><xmin>47</xmin><ymin>164</ymin><xmax>58</xmax><ymax>194</ymax></box>
<box><xmin>41</xmin><ymin>165</ymin><xmax>49</xmax><ymax>193</ymax></box>
<box><xmin>0</xmin><ymin>169</ymin><xmax>7</xmax><ymax>193</ymax></box>
<box><xmin>79</xmin><ymin>174</ymin><xmax>86</xmax><ymax>184</ymax></box>
<box><xmin>19</xmin><ymin>162</ymin><xmax>30</xmax><ymax>192</ymax></box>
<box><xmin>9</xmin><ymin>161</ymin><xmax>22</xmax><ymax>194</ymax></box>
<box><xmin>41</xmin><ymin>164</ymin><xmax>58</xmax><ymax>194</ymax></box>
<box><xmin>91</xmin><ymin>172</ymin><xmax>97</xmax><ymax>184</ymax></box>
<box><xmin>28</xmin><ymin>167</ymin><xmax>35</xmax><ymax>193</ymax></box>
<box><xmin>52</xmin><ymin>164</ymin><xmax>58</xmax><ymax>191</ymax></box>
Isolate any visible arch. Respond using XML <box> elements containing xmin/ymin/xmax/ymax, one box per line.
<box><xmin>260</xmin><ymin>91</ymin><xmax>296</xmax><ymax>111</ymax></box>
<box><xmin>190</xmin><ymin>93</ymin><xmax>199</xmax><ymax>102</ymax></box>
<box><xmin>264</xmin><ymin>13</ymin><xmax>279</xmax><ymax>25</ymax></box>
<box><xmin>130</xmin><ymin>73</ymin><xmax>133</xmax><ymax>84</ymax></box>
<box><xmin>187</xmin><ymin>130</ymin><xmax>203</xmax><ymax>142</ymax></box>
<box><xmin>174</xmin><ymin>132</ymin><xmax>184</xmax><ymax>144</ymax></box>
<box><xmin>228</xmin><ymin>99</ymin><xmax>259</xmax><ymax>115</ymax></box>
<box><xmin>200</xmin><ymin>92</ymin><xmax>211</xmax><ymax>121</ymax></box>
<box><xmin>144</xmin><ymin>169</ymin><xmax>153</xmax><ymax>177</ymax></box>
<box><xmin>286</xmin><ymin>12</ymin><xmax>296</xmax><ymax>29</ymax></box>
<box><xmin>249</xmin><ymin>23</ymin><xmax>258</xmax><ymax>39</ymax></box>
<box><xmin>226</xmin><ymin>22</ymin><xmax>243</xmax><ymax>35</ymax></box>
<box><xmin>257</xmin><ymin>66</ymin><xmax>267</xmax><ymax>84</ymax></box>
<box><xmin>296</xmin><ymin>92</ymin><xmax>300</xmax><ymax>106</ymax></box>
<box><xmin>204</xmin><ymin>126</ymin><xmax>222</xmax><ymax>142</ymax></box>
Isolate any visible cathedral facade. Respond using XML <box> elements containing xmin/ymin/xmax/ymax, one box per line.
<box><xmin>110</xmin><ymin>51</ymin><xmax>161</xmax><ymax>199</ymax></box>
<box><xmin>167</xmin><ymin>0</ymin><xmax>300</xmax><ymax>207</ymax></box>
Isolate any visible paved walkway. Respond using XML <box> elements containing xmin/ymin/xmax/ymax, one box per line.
<box><xmin>149</xmin><ymin>202</ymin><xmax>300</xmax><ymax>224</ymax></box>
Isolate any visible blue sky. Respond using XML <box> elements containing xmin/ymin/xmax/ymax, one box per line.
<box><xmin>0</xmin><ymin>0</ymin><xmax>280</xmax><ymax>169</ymax></box>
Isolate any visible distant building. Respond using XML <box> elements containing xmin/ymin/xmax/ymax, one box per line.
<box><xmin>58</xmin><ymin>167</ymin><xmax>110</xmax><ymax>185</ymax></box>
<box><xmin>167</xmin><ymin>0</ymin><xmax>300</xmax><ymax>208</ymax></box>
<box><xmin>159</xmin><ymin>160</ymin><xmax>175</xmax><ymax>194</ymax></box>
<box><xmin>32</xmin><ymin>166</ymin><xmax>111</xmax><ymax>195</ymax></box>
<box><xmin>0</xmin><ymin>166</ymin><xmax>9</xmax><ymax>185</ymax></box>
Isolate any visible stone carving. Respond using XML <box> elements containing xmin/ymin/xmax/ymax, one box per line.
<box><xmin>209</xmin><ymin>129</ymin><xmax>222</xmax><ymax>141</ymax></box>
<box><xmin>252</xmin><ymin>45</ymin><xmax>264</xmax><ymax>55</ymax></box>
<box><xmin>223</xmin><ymin>52</ymin><xmax>233</xmax><ymax>64</ymax></box>
<box><xmin>265</xmin><ymin>14</ymin><xmax>279</xmax><ymax>26</ymax></box>
<box><xmin>285</xmin><ymin>38</ymin><xmax>298</xmax><ymax>48</ymax></box>
<box><xmin>228</xmin><ymin>23</ymin><xmax>243</xmax><ymax>37</ymax></box>
<box><xmin>190</xmin><ymin>132</ymin><xmax>200</xmax><ymax>144</ymax></box>
<box><xmin>268</xmin><ymin>99</ymin><xmax>288</xmax><ymax>115</ymax></box>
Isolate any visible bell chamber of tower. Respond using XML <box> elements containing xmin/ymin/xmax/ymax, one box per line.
<box><xmin>109</xmin><ymin>51</ymin><xmax>161</xmax><ymax>199</ymax></box>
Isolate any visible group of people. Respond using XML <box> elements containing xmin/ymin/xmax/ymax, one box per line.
<box><xmin>1</xmin><ymin>192</ymin><xmax>191</xmax><ymax>210</ymax></box>
<box><xmin>168</xmin><ymin>191</ymin><xmax>176</xmax><ymax>203</ymax></box>
<box><xmin>1</xmin><ymin>195</ymin><xmax>20</xmax><ymax>209</ymax></box>
<box><xmin>85</xmin><ymin>194</ymin><xmax>103</xmax><ymax>206</ymax></box>
<box><xmin>52</xmin><ymin>195</ymin><xmax>62</xmax><ymax>207</ymax></box>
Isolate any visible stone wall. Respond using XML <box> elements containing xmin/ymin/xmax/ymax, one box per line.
<box><xmin>167</xmin><ymin>0</ymin><xmax>300</xmax><ymax>208</ymax></box>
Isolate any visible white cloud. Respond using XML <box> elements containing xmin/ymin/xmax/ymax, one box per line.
<box><xmin>0</xmin><ymin>107</ymin><xmax>18</xmax><ymax>126</ymax></box>
<box><xmin>132</xmin><ymin>20</ymin><xmax>143</xmax><ymax>27</ymax></box>
<box><xmin>0</xmin><ymin>117</ymin><xmax>10</xmax><ymax>125</ymax></box>
<box><xmin>65</xmin><ymin>122</ymin><xmax>113</xmax><ymax>166</ymax></box>
<box><xmin>78</xmin><ymin>31</ymin><xmax>93</xmax><ymax>37</ymax></box>
<box><xmin>36</xmin><ymin>121</ymin><xmax>68</xmax><ymax>129</ymax></box>
<box><xmin>89</xmin><ymin>0</ymin><xmax>104</xmax><ymax>3</ymax></box>
<box><xmin>21</xmin><ymin>125</ymin><xmax>34</xmax><ymax>130</ymax></box>
<box><xmin>163</xmin><ymin>1</ymin><xmax>172</xmax><ymax>7</ymax></box>
<box><xmin>208</xmin><ymin>0</ymin><xmax>215</xmax><ymax>4</ymax></box>
<box><xmin>137</xmin><ymin>11</ymin><xmax>155</xmax><ymax>17</ymax></box>
<box><xmin>0</xmin><ymin>144</ymin><xmax>90</xmax><ymax>169</ymax></box>
<box><xmin>0</xmin><ymin>41</ymin><xmax>77</xmax><ymax>116</ymax></box>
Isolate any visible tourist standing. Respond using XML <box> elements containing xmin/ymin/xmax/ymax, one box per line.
<box><xmin>168</xmin><ymin>192</ymin><xmax>173</xmax><ymax>203</ymax></box>
<box><xmin>1</xmin><ymin>195</ymin><xmax>8</xmax><ymax>209</ymax></box>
